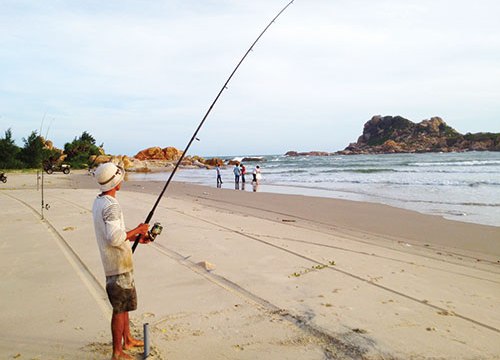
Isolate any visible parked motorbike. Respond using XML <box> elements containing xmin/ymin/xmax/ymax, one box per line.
<box><xmin>0</xmin><ymin>173</ymin><xmax>7</xmax><ymax>183</ymax></box>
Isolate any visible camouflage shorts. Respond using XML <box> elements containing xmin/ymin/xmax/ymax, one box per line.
<box><xmin>106</xmin><ymin>271</ymin><xmax>137</xmax><ymax>314</ymax></box>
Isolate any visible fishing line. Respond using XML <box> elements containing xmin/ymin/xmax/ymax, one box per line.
<box><xmin>132</xmin><ymin>0</ymin><xmax>295</xmax><ymax>252</ymax></box>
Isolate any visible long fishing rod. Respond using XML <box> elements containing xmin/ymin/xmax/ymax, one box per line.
<box><xmin>132</xmin><ymin>0</ymin><xmax>295</xmax><ymax>253</ymax></box>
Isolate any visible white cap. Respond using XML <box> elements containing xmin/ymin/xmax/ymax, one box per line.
<box><xmin>94</xmin><ymin>163</ymin><xmax>125</xmax><ymax>192</ymax></box>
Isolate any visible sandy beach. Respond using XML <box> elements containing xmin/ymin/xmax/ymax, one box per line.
<box><xmin>1</xmin><ymin>171</ymin><xmax>499</xmax><ymax>359</ymax></box>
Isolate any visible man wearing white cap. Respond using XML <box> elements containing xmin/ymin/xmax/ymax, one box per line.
<box><xmin>92</xmin><ymin>162</ymin><xmax>150</xmax><ymax>360</ymax></box>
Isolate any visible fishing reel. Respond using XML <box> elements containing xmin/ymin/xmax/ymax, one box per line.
<box><xmin>148</xmin><ymin>222</ymin><xmax>163</xmax><ymax>242</ymax></box>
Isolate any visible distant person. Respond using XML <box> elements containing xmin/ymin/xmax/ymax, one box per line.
<box><xmin>92</xmin><ymin>163</ymin><xmax>150</xmax><ymax>360</ymax></box>
<box><xmin>233</xmin><ymin>164</ymin><xmax>241</xmax><ymax>184</ymax></box>
<box><xmin>216</xmin><ymin>164</ymin><xmax>223</xmax><ymax>187</ymax></box>
<box><xmin>252</xmin><ymin>165</ymin><xmax>261</xmax><ymax>184</ymax></box>
<box><xmin>240</xmin><ymin>163</ymin><xmax>246</xmax><ymax>183</ymax></box>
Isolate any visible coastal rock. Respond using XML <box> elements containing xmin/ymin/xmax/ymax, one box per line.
<box><xmin>285</xmin><ymin>151</ymin><xmax>332</xmax><ymax>156</ymax></box>
<box><xmin>133</xmin><ymin>146</ymin><xmax>184</xmax><ymax>161</ymax></box>
<box><xmin>89</xmin><ymin>155</ymin><xmax>112</xmax><ymax>165</ymax></box>
<box><xmin>204</xmin><ymin>158</ymin><xmax>225</xmax><ymax>166</ymax></box>
<box><xmin>337</xmin><ymin>115</ymin><xmax>500</xmax><ymax>154</ymax></box>
<box><xmin>89</xmin><ymin>154</ymin><xmax>135</xmax><ymax>169</ymax></box>
<box><xmin>242</xmin><ymin>156</ymin><xmax>265</xmax><ymax>162</ymax></box>
<box><xmin>382</xmin><ymin>140</ymin><xmax>403</xmax><ymax>153</ymax></box>
<box><xmin>134</xmin><ymin>147</ymin><xmax>165</xmax><ymax>161</ymax></box>
<box><xmin>163</xmin><ymin>147</ymin><xmax>183</xmax><ymax>161</ymax></box>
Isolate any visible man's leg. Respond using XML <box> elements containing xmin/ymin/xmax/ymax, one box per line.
<box><xmin>111</xmin><ymin>312</ymin><xmax>133</xmax><ymax>360</ymax></box>
<box><xmin>123</xmin><ymin>312</ymin><xmax>144</xmax><ymax>349</ymax></box>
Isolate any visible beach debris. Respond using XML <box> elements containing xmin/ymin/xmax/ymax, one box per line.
<box><xmin>63</xmin><ymin>226</ymin><xmax>76</xmax><ymax>231</ymax></box>
<box><xmin>312</xmin><ymin>264</ymin><xmax>328</xmax><ymax>270</ymax></box>
<box><xmin>197</xmin><ymin>261</ymin><xmax>216</xmax><ymax>271</ymax></box>
<box><xmin>281</xmin><ymin>219</ymin><xmax>296</xmax><ymax>223</ymax></box>
<box><xmin>437</xmin><ymin>309</ymin><xmax>456</xmax><ymax>316</ymax></box>
<box><xmin>289</xmin><ymin>261</ymin><xmax>335</xmax><ymax>278</ymax></box>
<box><xmin>426</xmin><ymin>327</ymin><xmax>437</xmax><ymax>331</ymax></box>
<box><xmin>13</xmin><ymin>354</ymin><xmax>21</xmax><ymax>359</ymax></box>
<box><xmin>233</xmin><ymin>344</ymin><xmax>245</xmax><ymax>351</ymax></box>
<box><xmin>352</xmin><ymin>328</ymin><xmax>368</xmax><ymax>334</ymax></box>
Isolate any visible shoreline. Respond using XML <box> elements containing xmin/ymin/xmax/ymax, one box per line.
<box><xmin>126</xmin><ymin>163</ymin><xmax>500</xmax><ymax>228</ymax></box>
<box><xmin>70</xmin><ymin>171</ymin><xmax>500</xmax><ymax>258</ymax></box>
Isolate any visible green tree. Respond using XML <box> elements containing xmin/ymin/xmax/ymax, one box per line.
<box><xmin>64</xmin><ymin>131</ymin><xmax>102</xmax><ymax>168</ymax></box>
<box><xmin>18</xmin><ymin>130</ymin><xmax>47</xmax><ymax>168</ymax></box>
<box><xmin>0</xmin><ymin>128</ymin><xmax>23</xmax><ymax>169</ymax></box>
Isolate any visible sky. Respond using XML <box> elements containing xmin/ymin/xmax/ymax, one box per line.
<box><xmin>1</xmin><ymin>0</ymin><xmax>499</xmax><ymax>157</ymax></box>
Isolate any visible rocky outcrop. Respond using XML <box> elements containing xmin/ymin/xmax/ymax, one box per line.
<box><xmin>204</xmin><ymin>158</ymin><xmax>225</xmax><ymax>166</ymax></box>
<box><xmin>89</xmin><ymin>154</ymin><xmax>135</xmax><ymax>169</ymax></box>
<box><xmin>337</xmin><ymin>115</ymin><xmax>500</xmax><ymax>155</ymax></box>
<box><xmin>285</xmin><ymin>151</ymin><xmax>332</xmax><ymax>156</ymax></box>
<box><xmin>125</xmin><ymin>146</ymin><xmax>221</xmax><ymax>171</ymax></box>
<box><xmin>134</xmin><ymin>146</ymin><xmax>183</xmax><ymax>161</ymax></box>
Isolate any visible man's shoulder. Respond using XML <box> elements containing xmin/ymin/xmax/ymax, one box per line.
<box><xmin>94</xmin><ymin>195</ymin><xmax>119</xmax><ymax>209</ymax></box>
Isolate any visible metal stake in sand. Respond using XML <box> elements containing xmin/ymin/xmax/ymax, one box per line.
<box><xmin>143</xmin><ymin>323</ymin><xmax>150</xmax><ymax>359</ymax></box>
<box><xmin>132</xmin><ymin>0</ymin><xmax>295</xmax><ymax>253</ymax></box>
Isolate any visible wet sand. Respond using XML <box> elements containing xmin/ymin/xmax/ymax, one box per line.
<box><xmin>1</xmin><ymin>171</ymin><xmax>499</xmax><ymax>359</ymax></box>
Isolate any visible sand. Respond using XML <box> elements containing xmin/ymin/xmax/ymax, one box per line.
<box><xmin>0</xmin><ymin>170</ymin><xmax>499</xmax><ymax>359</ymax></box>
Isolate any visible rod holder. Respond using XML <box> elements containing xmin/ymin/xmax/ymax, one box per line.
<box><xmin>143</xmin><ymin>323</ymin><xmax>150</xmax><ymax>359</ymax></box>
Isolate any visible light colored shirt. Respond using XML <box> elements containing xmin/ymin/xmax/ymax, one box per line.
<box><xmin>92</xmin><ymin>195</ymin><xmax>133</xmax><ymax>276</ymax></box>
<box><xmin>233</xmin><ymin>166</ymin><xmax>241</xmax><ymax>176</ymax></box>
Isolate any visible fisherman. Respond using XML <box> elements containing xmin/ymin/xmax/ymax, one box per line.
<box><xmin>92</xmin><ymin>162</ymin><xmax>150</xmax><ymax>360</ymax></box>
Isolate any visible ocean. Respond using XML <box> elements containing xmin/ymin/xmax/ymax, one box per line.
<box><xmin>128</xmin><ymin>151</ymin><xmax>500</xmax><ymax>227</ymax></box>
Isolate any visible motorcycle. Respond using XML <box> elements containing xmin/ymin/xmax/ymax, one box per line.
<box><xmin>0</xmin><ymin>173</ymin><xmax>7</xmax><ymax>183</ymax></box>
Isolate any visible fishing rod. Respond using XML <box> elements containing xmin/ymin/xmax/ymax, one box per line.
<box><xmin>132</xmin><ymin>0</ymin><xmax>295</xmax><ymax>253</ymax></box>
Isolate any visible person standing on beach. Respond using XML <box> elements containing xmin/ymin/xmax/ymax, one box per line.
<box><xmin>240</xmin><ymin>163</ymin><xmax>246</xmax><ymax>183</ymax></box>
<box><xmin>92</xmin><ymin>162</ymin><xmax>150</xmax><ymax>360</ymax></box>
<box><xmin>216</xmin><ymin>164</ymin><xmax>223</xmax><ymax>187</ymax></box>
<box><xmin>233</xmin><ymin>163</ymin><xmax>241</xmax><ymax>185</ymax></box>
<box><xmin>252</xmin><ymin>165</ymin><xmax>261</xmax><ymax>184</ymax></box>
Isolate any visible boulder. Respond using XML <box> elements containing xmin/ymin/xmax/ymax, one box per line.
<box><xmin>162</xmin><ymin>147</ymin><xmax>183</xmax><ymax>161</ymax></box>
<box><xmin>205</xmin><ymin>158</ymin><xmax>225</xmax><ymax>166</ymax></box>
<box><xmin>382</xmin><ymin>140</ymin><xmax>402</xmax><ymax>153</ymax></box>
<box><xmin>122</xmin><ymin>156</ymin><xmax>134</xmax><ymax>169</ymax></box>
<box><xmin>134</xmin><ymin>147</ymin><xmax>166</xmax><ymax>160</ymax></box>
<box><xmin>90</xmin><ymin>155</ymin><xmax>112</xmax><ymax>165</ymax></box>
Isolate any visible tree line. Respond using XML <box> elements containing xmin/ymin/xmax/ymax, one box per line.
<box><xmin>0</xmin><ymin>129</ymin><xmax>103</xmax><ymax>170</ymax></box>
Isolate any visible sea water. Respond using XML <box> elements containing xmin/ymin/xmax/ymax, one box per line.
<box><xmin>128</xmin><ymin>151</ymin><xmax>500</xmax><ymax>227</ymax></box>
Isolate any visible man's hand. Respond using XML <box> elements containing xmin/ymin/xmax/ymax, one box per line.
<box><xmin>126</xmin><ymin>223</ymin><xmax>150</xmax><ymax>243</ymax></box>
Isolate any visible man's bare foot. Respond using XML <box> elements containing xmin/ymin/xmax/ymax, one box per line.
<box><xmin>111</xmin><ymin>351</ymin><xmax>133</xmax><ymax>360</ymax></box>
<box><xmin>123</xmin><ymin>337</ymin><xmax>144</xmax><ymax>350</ymax></box>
